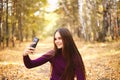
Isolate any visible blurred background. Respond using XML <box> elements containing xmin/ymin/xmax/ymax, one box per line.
<box><xmin>0</xmin><ymin>0</ymin><xmax>120</xmax><ymax>48</ymax></box>
<box><xmin>0</xmin><ymin>0</ymin><xmax>120</xmax><ymax>80</ymax></box>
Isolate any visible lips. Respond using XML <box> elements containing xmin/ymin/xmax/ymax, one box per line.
<box><xmin>56</xmin><ymin>44</ymin><xmax>62</xmax><ymax>48</ymax></box>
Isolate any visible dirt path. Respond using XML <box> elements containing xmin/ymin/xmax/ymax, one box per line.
<box><xmin>0</xmin><ymin>40</ymin><xmax>120</xmax><ymax>80</ymax></box>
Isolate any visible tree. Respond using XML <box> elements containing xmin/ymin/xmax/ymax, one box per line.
<box><xmin>5</xmin><ymin>0</ymin><xmax>9</xmax><ymax>47</ymax></box>
<box><xmin>0</xmin><ymin>0</ymin><xmax>3</xmax><ymax>47</ymax></box>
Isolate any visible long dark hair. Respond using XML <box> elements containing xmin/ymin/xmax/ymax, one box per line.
<box><xmin>53</xmin><ymin>28</ymin><xmax>86</xmax><ymax>80</ymax></box>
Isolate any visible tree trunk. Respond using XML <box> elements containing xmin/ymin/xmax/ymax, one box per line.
<box><xmin>0</xmin><ymin>0</ymin><xmax>2</xmax><ymax>47</ymax></box>
<box><xmin>32</xmin><ymin>30</ymin><xmax>35</xmax><ymax>40</ymax></box>
<box><xmin>12</xmin><ymin>23</ymin><xmax>15</xmax><ymax>47</ymax></box>
<box><xmin>113</xmin><ymin>0</ymin><xmax>119</xmax><ymax>40</ymax></box>
<box><xmin>11</xmin><ymin>0</ymin><xmax>17</xmax><ymax>47</ymax></box>
<box><xmin>102</xmin><ymin>10</ymin><xmax>109</xmax><ymax>41</ymax></box>
<box><xmin>78</xmin><ymin>0</ymin><xmax>87</xmax><ymax>40</ymax></box>
<box><xmin>5</xmin><ymin>0</ymin><xmax>9</xmax><ymax>47</ymax></box>
<box><xmin>0</xmin><ymin>25</ymin><xmax>1</xmax><ymax>47</ymax></box>
<box><xmin>18</xmin><ymin>20</ymin><xmax>23</xmax><ymax>46</ymax></box>
<box><xmin>97</xmin><ymin>0</ymin><xmax>110</xmax><ymax>42</ymax></box>
<box><xmin>18</xmin><ymin>15</ymin><xmax>23</xmax><ymax>42</ymax></box>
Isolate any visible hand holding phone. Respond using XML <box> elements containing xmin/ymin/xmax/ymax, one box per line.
<box><xmin>30</xmin><ymin>37</ymin><xmax>39</xmax><ymax>48</ymax></box>
<box><xmin>23</xmin><ymin>37</ymin><xmax>39</xmax><ymax>56</ymax></box>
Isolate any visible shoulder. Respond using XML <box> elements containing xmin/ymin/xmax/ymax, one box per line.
<box><xmin>46</xmin><ymin>49</ymin><xmax>55</xmax><ymax>55</ymax></box>
<box><xmin>42</xmin><ymin>49</ymin><xmax>55</xmax><ymax>58</ymax></box>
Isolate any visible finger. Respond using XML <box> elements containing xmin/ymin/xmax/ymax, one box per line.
<box><xmin>29</xmin><ymin>50</ymin><xmax>35</xmax><ymax>55</ymax></box>
<box><xmin>29</xmin><ymin>47</ymin><xmax>35</xmax><ymax>50</ymax></box>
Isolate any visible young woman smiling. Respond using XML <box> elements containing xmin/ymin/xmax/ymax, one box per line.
<box><xmin>23</xmin><ymin>27</ymin><xmax>86</xmax><ymax>80</ymax></box>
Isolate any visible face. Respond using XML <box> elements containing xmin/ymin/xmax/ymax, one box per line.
<box><xmin>54</xmin><ymin>31</ymin><xmax>63</xmax><ymax>49</ymax></box>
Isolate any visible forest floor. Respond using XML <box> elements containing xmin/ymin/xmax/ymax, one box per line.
<box><xmin>0</xmin><ymin>37</ymin><xmax>120</xmax><ymax>80</ymax></box>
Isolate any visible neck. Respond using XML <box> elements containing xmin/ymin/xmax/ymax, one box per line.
<box><xmin>57</xmin><ymin>48</ymin><xmax>62</xmax><ymax>54</ymax></box>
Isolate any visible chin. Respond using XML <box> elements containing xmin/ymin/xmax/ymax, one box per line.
<box><xmin>57</xmin><ymin>46</ymin><xmax>62</xmax><ymax>49</ymax></box>
<box><xmin>57</xmin><ymin>47</ymin><xmax>62</xmax><ymax>49</ymax></box>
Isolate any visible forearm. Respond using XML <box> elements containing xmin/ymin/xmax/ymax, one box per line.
<box><xmin>23</xmin><ymin>55</ymin><xmax>34</xmax><ymax>68</ymax></box>
<box><xmin>23</xmin><ymin>53</ymin><xmax>52</xmax><ymax>68</ymax></box>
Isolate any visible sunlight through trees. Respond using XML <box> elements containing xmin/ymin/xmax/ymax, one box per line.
<box><xmin>0</xmin><ymin>0</ymin><xmax>120</xmax><ymax>48</ymax></box>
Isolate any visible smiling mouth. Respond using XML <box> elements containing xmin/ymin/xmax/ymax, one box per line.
<box><xmin>56</xmin><ymin>44</ymin><xmax>62</xmax><ymax>47</ymax></box>
<box><xmin>57</xmin><ymin>44</ymin><xmax>62</xmax><ymax>46</ymax></box>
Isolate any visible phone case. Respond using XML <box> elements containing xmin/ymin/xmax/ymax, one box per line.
<box><xmin>30</xmin><ymin>37</ymin><xmax>39</xmax><ymax>48</ymax></box>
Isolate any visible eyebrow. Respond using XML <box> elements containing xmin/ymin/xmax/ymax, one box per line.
<box><xmin>54</xmin><ymin>36</ymin><xmax>62</xmax><ymax>39</ymax></box>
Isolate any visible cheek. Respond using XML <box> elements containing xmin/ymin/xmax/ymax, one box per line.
<box><xmin>60</xmin><ymin>40</ymin><xmax>63</xmax><ymax>44</ymax></box>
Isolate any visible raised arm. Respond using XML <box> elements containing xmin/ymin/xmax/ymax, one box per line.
<box><xmin>23</xmin><ymin>50</ymin><xmax>54</xmax><ymax>68</ymax></box>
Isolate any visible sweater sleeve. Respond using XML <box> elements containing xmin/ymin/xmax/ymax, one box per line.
<box><xmin>23</xmin><ymin>50</ymin><xmax>54</xmax><ymax>68</ymax></box>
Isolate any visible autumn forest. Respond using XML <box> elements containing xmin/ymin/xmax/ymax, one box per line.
<box><xmin>0</xmin><ymin>0</ymin><xmax>120</xmax><ymax>80</ymax></box>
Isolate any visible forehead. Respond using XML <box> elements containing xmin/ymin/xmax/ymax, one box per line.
<box><xmin>55</xmin><ymin>31</ymin><xmax>61</xmax><ymax>37</ymax></box>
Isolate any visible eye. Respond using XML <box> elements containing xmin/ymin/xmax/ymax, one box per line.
<box><xmin>54</xmin><ymin>38</ymin><xmax>56</xmax><ymax>40</ymax></box>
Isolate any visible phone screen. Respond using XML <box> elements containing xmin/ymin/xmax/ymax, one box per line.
<box><xmin>30</xmin><ymin>37</ymin><xmax>39</xmax><ymax>48</ymax></box>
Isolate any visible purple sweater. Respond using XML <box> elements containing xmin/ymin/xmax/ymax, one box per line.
<box><xmin>23</xmin><ymin>49</ymin><xmax>84</xmax><ymax>80</ymax></box>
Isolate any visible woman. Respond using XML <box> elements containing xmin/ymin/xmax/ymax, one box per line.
<box><xmin>23</xmin><ymin>27</ymin><xmax>86</xmax><ymax>80</ymax></box>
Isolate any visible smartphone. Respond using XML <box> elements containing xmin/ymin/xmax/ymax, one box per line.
<box><xmin>30</xmin><ymin>37</ymin><xmax>39</xmax><ymax>48</ymax></box>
